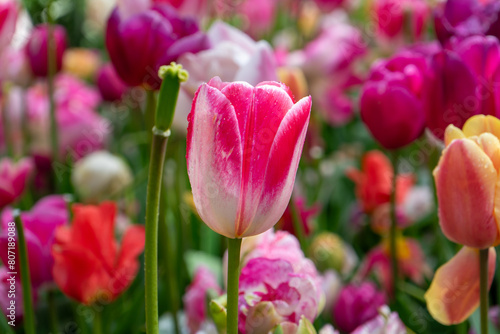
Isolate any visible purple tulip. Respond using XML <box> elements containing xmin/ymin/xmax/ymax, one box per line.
<box><xmin>360</xmin><ymin>51</ymin><xmax>427</xmax><ymax>149</ymax></box>
<box><xmin>451</xmin><ymin>35</ymin><xmax>500</xmax><ymax>118</ymax></box>
<box><xmin>0</xmin><ymin>195</ymin><xmax>68</xmax><ymax>289</ymax></box>
<box><xmin>434</xmin><ymin>0</ymin><xmax>500</xmax><ymax>44</ymax></box>
<box><xmin>424</xmin><ymin>49</ymin><xmax>481</xmax><ymax>140</ymax></box>
<box><xmin>96</xmin><ymin>63</ymin><xmax>128</xmax><ymax>102</ymax></box>
<box><xmin>105</xmin><ymin>3</ymin><xmax>209</xmax><ymax>89</ymax></box>
<box><xmin>333</xmin><ymin>282</ymin><xmax>386</xmax><ymax>333</ymax></box>
<box><xmin>25</xmin><ymin>24</ymin><xmax>67</xmax><ymax>77</ymax></box>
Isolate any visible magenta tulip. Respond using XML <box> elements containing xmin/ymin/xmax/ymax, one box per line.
<box><xmin>25</xmin><ymin>24</ymin><xmax>67</xmax><ymax>77</ymax></box>
<box><xmin>0</xmin><ymin>0</ymin><xmax>18</xmax><ymax>51</ymax></box>
<box><xmin>96</xmin><ymin>63</ymin><xmax>128</xmax><ymax>102</ymax></box>
<box><xmin>360</xmin><ymin>51</ymin><xmax>427</xmax><ymax>149</ymax></box>
<box><xmin>186</xmin><ymin>77</ymin><xmax>311</xmax><ymax>238</ymax></box>
<box><xmin>105</xmin><ymin>3</ymin><xmax>209</xmax><ymax>89</ymax></box>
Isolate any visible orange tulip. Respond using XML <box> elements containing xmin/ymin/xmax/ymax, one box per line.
<box><xmin>434</xmin><ymin>115</ymin><xmax>500</xmax><ymax>248</ymax></box>
<box><xmin>427</xmin><ymin>114</ymin><xmax>500</xmax><ymax>325</ymax></box>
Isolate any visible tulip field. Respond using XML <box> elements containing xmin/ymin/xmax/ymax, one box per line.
<box><xmin>2</xmin><ymin>0</ymin><xmax>500</xmax><ymax>333</ymax></box>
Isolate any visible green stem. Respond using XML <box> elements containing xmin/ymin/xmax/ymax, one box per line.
<box><xmin>159</xmin><ymin>189</ymin><xmax>180</xmax><ymax>334</ymax></box>
<box><xmin>289</xmin><ymin>197</ymin><xmax>307</xmax><ymax>251</ymax></box>
<box><xmin>227</xmin><ymin>237</ymin><xmax>242</xmax><ymax>334</ymax></box>
<box><xmin>48</xmin><ymin>289</ymin><xmax>59</xmax><ymax>334</ymax></box>
<box><xmin>145</xmin><ymin>90</ymin><xmax>156</xmax><ymax>133</ymax></box>
<box><xmin>480</xmin><ymin>248</ymin><xmax>489</xmax><ymax>334</ymax></box>
<box><xmin>47</xmin><ymin>11</ymin><xmax>58</xmax><ymax>164</ymax></box>
<box><xmin>1</xmin><ymin>87</ymin><xmax>14</xmax><ymax>158</ymax></box>
<box><xmin>13</xmin><ymin>212</ymin><xmax>35</xmax><ymax>334</ymax></box>
<box><xmin>389</xmin><ymin>151</ymin><xmax>399</xmax><ymax>299</ymax></box>
<box><xmin>93</xmin><ymin>310</ymin><xmax>102</xmax><ymax>334</ymax></box>
<box><xmin>144</xmin><ymin>132</ymin><xmax>169</xmax><ymax>334</ymax></box>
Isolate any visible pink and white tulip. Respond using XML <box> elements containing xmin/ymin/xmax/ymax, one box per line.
<box><xmin>186</xmin><ymin>77</ymin><xmax>311</xmax><ymax>238</ymax></box>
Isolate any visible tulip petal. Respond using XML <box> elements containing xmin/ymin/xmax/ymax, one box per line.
<box><xmin>186</xmin><ymin>83</ymin><xmax>243</xmax><ymax>238</ymax></box>
<box><xmin>463</xmin><ymin>114</ymin><xmax>500</xmax><ymax>140</ymax></box>
<box><xmin>113</xmin><ymin>225</ymin><xmax>145</xmax><ymax>295</ymax></box>
<box><xmin>434</xmin><ymin>139</ymin><xmax>498</xmax><ymax>248</ymax></box>
<box><xmin>469</xmin><ymin>133</ymin><xmax>500</xmax><ymax>171</ymax></box>
<box><xmin>425</xmin><ymin>247</ymin><xmax>496</xmax><ymax>325</ymax></box>
<box><xmin>240</xmin><ymin>96</ymin><xmax>311</xmax><ymax>237</ymax></box>
<box><xmin>444</xmin><ymin>125</ymin><xmax>466</xmax><ymax>147</ymax></box>
<box><xmin>71</xmin><ymin>202</ymin><xmax>118</xmax><ymax>271</ymax></box>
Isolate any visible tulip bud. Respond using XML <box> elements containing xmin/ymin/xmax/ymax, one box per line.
<box><xmin>71</xmin><ymin>151</ymin><xmax>133</xmax><ymax>203</ymax></box>
<box><xmin>96</xmin><ymin>63</ymin><xmax>128</xmax><ymax>102</ymax></box>
<box><xmin>25</xmin><ymin>24</ymin><xmax>67</xmax><ymax>77</ymax></box>
<box><xmin>309</xmin><ymin>233</ymin><xmax>345</xmax><ymax>272</ymax></box>
<box><xmin>156</xmin><ymin>63</ymin><xmax>188</xmax><ymax>132</ymax></box>
<box><xmin>209</xmin><ymin>295</ymin><xmax>227</xmax><ymax>333</ymax></box>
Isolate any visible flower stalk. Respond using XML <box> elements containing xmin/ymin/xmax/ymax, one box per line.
<box><xmin>226</xmin><ymin>237</ymin><xmax>242</xmax><ymax>334</ymax></box>
<box><xmin>13</xmin><ymin>211</ymin><xmax>35</xmax><ymax>334</ymax></box>
<box><xmin>144</xmin><ymin>63</ymin><xmax>187</xmax><ymax>334</ymax></box>
<box><xmin>389</xmin><ymin>151</ymin><xmax>399</xmax><ymax>298</ymax></box>
<box><xmin>480</xmin><ymin>248</ymin><xmax>489</xmax><ymax>334</ymax></box>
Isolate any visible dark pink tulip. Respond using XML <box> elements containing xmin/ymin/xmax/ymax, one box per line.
<box><xmin>312</xmin><ymin>0</ymin><xmax>345</xmax><ymax>12</ymax></box>
<box><xmin>0</xmin><ymin>195</ymin><xmax>68</xmax><ymax>288</ymax></box>
<box><xmin>0</xmin><ymin>158</ymin><xmax>32</xmax><ymax>209</ymax></box>
<box><xmin>424</xmin><ymin>50</ymin><xmax>480</xmax><ymax>140</ymax></box>
<box><xmin>25</xmin><ymin>24</ymin><xmax>67</xmax><ymax>77</ymax></box>
<box><xmin>96</xmin><ymin>63</ymin><xmax>128</xmax><ymax>102</ymax></box>
<box><xmin>187</xmin><ymin>77</ymin><xmax>311</xmax><ymax>238</ymax></box>
<box><xmin>360</xmin><ymin>52</ymin><xmax>427</xmax><ymax>149</ymax></box>
<box><xmin>333</xmin><ymin>282</ymin><xmax>386</xmax><ymax>333</ymax></box>
<box><xmin>105</xmin><ymin>3</ymin><xmax>209</xmax><ymax>89</ymax></box>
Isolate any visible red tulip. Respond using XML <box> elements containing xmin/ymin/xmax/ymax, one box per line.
<box><xmin>25</xmin><ymin>24</ymin><xmax>67</xmax><ymax>77</ymax></box>
<box><xmin>186</xmin><ymin>77</ymin><xmax>311</xmax><ymax>238</ymax></box>
<box><xmin>52</xmin><ymin>202</ymin><xmax>145</xmax><ymax>305</ymax></box>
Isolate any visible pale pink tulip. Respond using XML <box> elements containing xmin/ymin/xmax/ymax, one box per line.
<box><xmin>187</xmin><ymin>78</ymin><xmax>311</xmax><ymax>238</ymax></box>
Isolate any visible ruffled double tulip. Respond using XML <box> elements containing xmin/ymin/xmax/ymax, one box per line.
<box><xmin>0</xmin><ymin>158</ymin><xmax>32</xmax><ymax>209</ymax></box>
<box><xmin>425</xmin><ymin>114</ymin><xmax>500</xmax><ymax>324</ymax></box>
<box><xmin>346</xmin><ymin>151</ymin><xmax>414</xmax><ymax>214</ymax></box>
<box><xmin>106</xmin><ymin>3</ymin><xmax>209</xmax><ymax>88</ymax></box>
<box><xmin>360</xmin><ymin>51</ymin><xmax>427</xmax><ymax>148</ymax></box>
<box><xmin>52</xmin><ymin>202</ymin><xmax>145</xmax><ymax>305</ymax></box>
<box><xmin>187</xmin><ymin>77</ymin><xmax>311</xmax><ymax>238</ymax></box>
<box><xmin>25</xmin><ymin>24</ymin><xmax>67</xmax><ymax>77</ymax></box>
<box><xmin>351</xmin><ymin>305</ymin><xmax>406</xmax><ymax>334</ymax></box>
<box><xmin>0</xmin><ymin>195</ymin><xmax>68</xmax><ymax>288</ymax></box>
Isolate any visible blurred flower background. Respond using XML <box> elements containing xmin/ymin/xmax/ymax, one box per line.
<box><xmin>0</xmin><ymin>0</ymin><xmax>499</xmax><ymax>333</ymax></box>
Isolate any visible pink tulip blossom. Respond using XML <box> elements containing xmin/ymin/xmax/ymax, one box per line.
<box><xmin>187</xmin><ymin>77</ymin><xmax>311</xmax><ymax>238</ymax></box>
<box><xmin>174</xmin><ymin>21</ymin><xmax>278</xmax><ymax>130</ymax></box>
<box><xmin>25</xmin><ymin>24</ymin><xmax>67</xmax><ymax>77</ymax></box>
<box><xmin>0</xmin><ymin>158</ymin><xmax>32</xmax><ymax>209</ymax></box>
<box><xmin>0</xmin><ymin>0</ymin><xmax>18</xmax><ymax>51</ymax></box>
